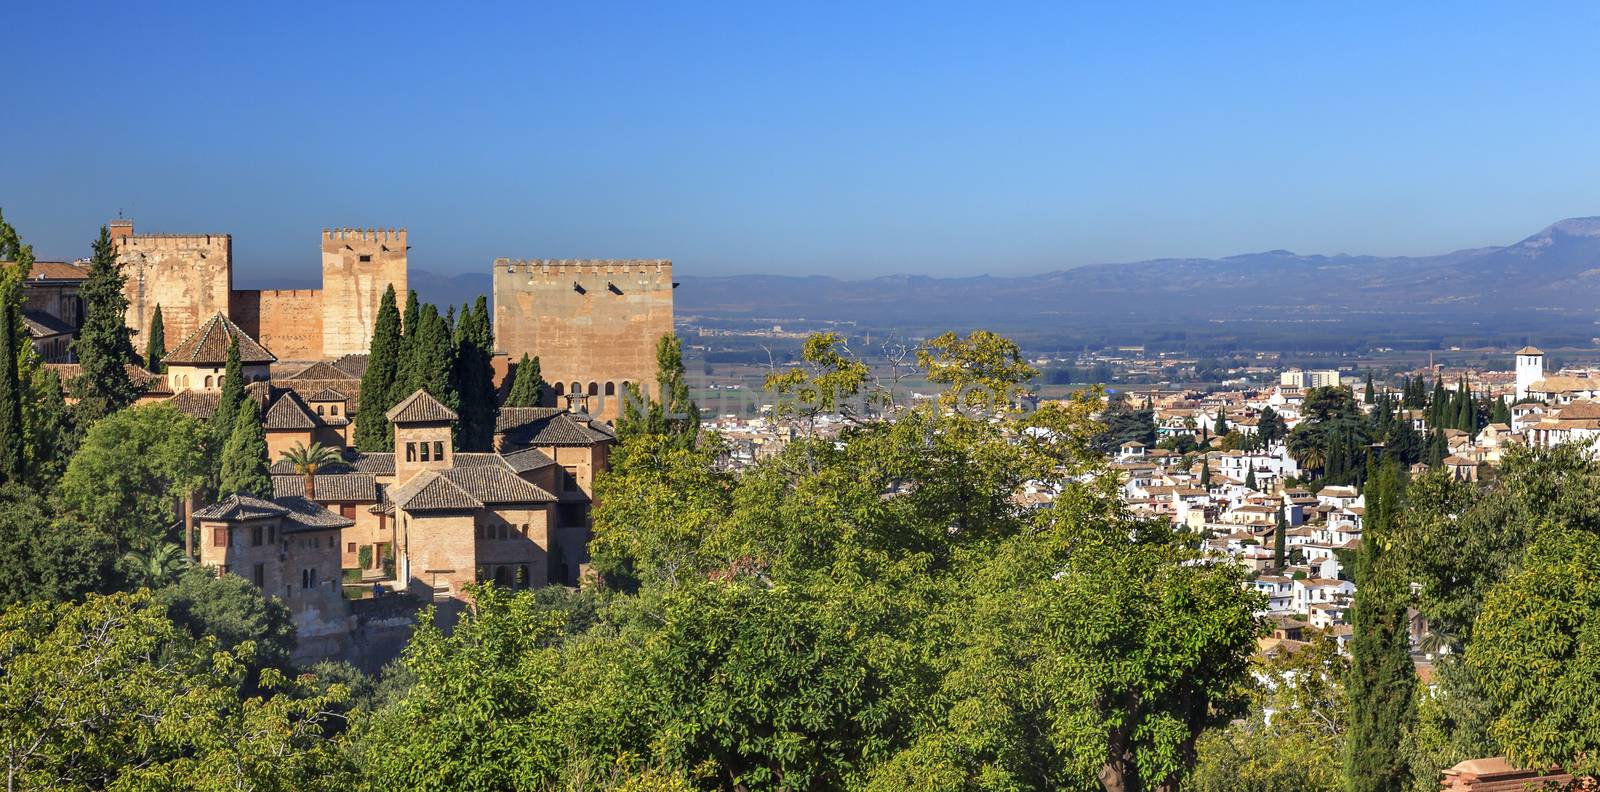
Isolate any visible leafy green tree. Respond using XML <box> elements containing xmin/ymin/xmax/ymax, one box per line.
<box><xmin>1193</xmin><ymin>632</ymin><xmax>1347</xmax><ymax>792</ymax></box>
<box><xmin>1344</xmin><ymin>459</ymin><xmax>1415</xmax><ymax>791</ymax></box>
<box><xmin>1094</xmin><ymin>392</ymin><xmax>1157</xmax><ymax>452</ymax></box>
<box><xmin>219</xmin><ymin>397</ymin><xmax>271</xmax><ymax>498</ymax></box>
<box><xmin>20</xmin><ymin>365</ymin><xmax>74</xmax><ymax>490</ymax></box>
<box><xmin>68</xmin><ymin>226</ymin><xmax>140</xmax><ymax>428</ymax></box>
<box><xmin>1258</xmin><ymin>406</ymin><xmax>1287</xmax><ymax>446</ymax></box>
<box><xmin>504</xmin><ymin>353</ymin><xmax>547</xmax><ymax>408</ymax></box>
<box><xmin>356</xmin><ymin>284</ymin><xmax>402</xmax><ymax>451</ymax></box>
<box><xmin>0</xmin><ymin>590</ymin><xmax>353</xmax><ymax>790</ymax></box>
<box><xmin>120</xmin><ymin>540</ymin><xmax>190</xmax><ymax>590</ymax></box>
<box><xmin>616</xmin><ymin>333</ymin><xmax>700</xmax><ymax>449</ymax></box>
<box><xmin>452</xmin><ymin>295</ymin><xmax>498</xmax><ymax>451</ymax></box>
<box><xmin>0</xmin><ymin>482</ymin><xmax>116</xmax><ymax>607</ymax></box>
<box><xmin>55</xmin><ymin>403</ymin><xmax>208</xmax><ymax>553</ymax></box>
<box><xmin>154</xmin><ymin>565</ymin><xmax>297</xmax><ymax>677</ymax></box>
<box><xmin>917</xmin><ymin>329</ymin><xmax>1038</xmax><ymax>412</ymax></box>
<box><xmin>145</xmin><ymin>304</ymin><xmax>167</xmax><ymax>371</ymax></box>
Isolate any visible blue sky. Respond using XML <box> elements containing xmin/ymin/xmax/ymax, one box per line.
<box><xmin>4</xmin><ymin>2</ymin><xmax>1600</xmax><ymax>280</ymax></box>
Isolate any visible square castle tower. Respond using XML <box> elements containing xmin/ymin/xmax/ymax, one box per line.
<box><xmin>114</xmin><ymin>222</ymin><xmax>407</xmax><ymax>361</ymax></box>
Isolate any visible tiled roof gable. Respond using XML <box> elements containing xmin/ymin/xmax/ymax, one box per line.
<box><xmin>165</xmin><ymin>312</ymin><xmax>276</xmax><ymax>365</ymax></box>
<box><xmin>386</xmin><ymin>389</ymin><xmax>458</xmax><ymax>424</ymax></box>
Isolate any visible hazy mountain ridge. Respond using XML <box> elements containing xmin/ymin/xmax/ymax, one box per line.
<box><xmin>391</xmin><ymin>218</ymin><xmax>1600</xmax><ymax>335</ymax></box>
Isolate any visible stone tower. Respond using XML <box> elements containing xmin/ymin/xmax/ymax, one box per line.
<box><xmin>320</xmin><ymin>228</ymin><xmax>408</xmax><ymax>358</ymax></box>
<box><xmin>492</xmin><ymin>259</ymin><xmax>674</xmax><ymax>421</ymax></box>
<box><xmin>115</xmin><ymin>227</ymin><xmax>234</xmax><ymax>353</ymax></box>
<box><xmin>1515</xmin><ymin>346</ymin><xmax>1544</xmax><ymax>400</ymax></box>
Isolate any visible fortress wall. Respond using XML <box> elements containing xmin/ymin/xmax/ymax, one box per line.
<box><xmin>492</xmin><ymin>259</ymin><xmax>674</xmax><ymax>419</ymax></box>
<box><xmin>231</xmin><ymin>289</ymin><xmax>324</xmax><ymax>361</ymax></box>
<box><xmin>320</xmin><ymin>228</ymin><xmax>408</xmax><ymax>358</ymax></box>
<box><xmin>115</xmin><ymin>234</ymin><xmax>233</xmax><ymax>351</ymax></box>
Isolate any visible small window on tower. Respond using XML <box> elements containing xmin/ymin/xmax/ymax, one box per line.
<box><xmin>359</xmin><ymin>254</ymin><xmax>372</xmax><ymax>263</ymax></box>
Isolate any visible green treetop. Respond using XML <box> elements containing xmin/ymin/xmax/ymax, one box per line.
<box><xmin>145</xmin><ymin>305</ymin><xmax>166</xmax><ymax>372</ymax></box>
<box><xmin>395</xmin><ymin>303</ymin><xmax>457</xmax><ymax>412</ymax></box>
<box><xmin>218</xmin><ymin>397</ymin><xmax>271</xmax><ymax>499</ymax></box>
<box><xmin>451</xmin><ymin>296</ymin><xmax>497</xmax><ymax>451</ymax></box>
<box><xmin>68</xmin><ymin>226</ymin><xmax>140</xmax><ymax>428</ymax></box>
<box><xmin>356</xmin><ymin>284</ymin><xmax>401</xmax><ymax>451</ymax></box>
<box><xmin>1344</xmin><ymin>459</ymin><xmax>1416</xmax><ymax>791</ymax></box>
<box><xmin>503</xmin><ymin>353</ymin><xmax>546</xmax><ymax>408</ymax></box>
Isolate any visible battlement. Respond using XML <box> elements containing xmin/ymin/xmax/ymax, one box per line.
<box><xmin>322</xmin><ymin>228</ymin><xmax>407</xmax><ymax>242</ymax></box>
<box><xmin>494</xmin><ymin>258</ymin><xmax>672</xmax><ymax>275</ymax></box>
<box><xmin>249</xmin><ymin>288</ymin><xmax>322</xmax><ymax>299</ymax></box>
<box><xmin>115</xmin><ymin>233</ymin><xmax>231</xmax><ymax>250</ymax></box>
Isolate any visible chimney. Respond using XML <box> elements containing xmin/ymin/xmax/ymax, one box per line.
<box><xmin>108</xmin><ymin>219</ymin><xmax>134</xmax><ymax>242</ymax></box>
<box><xmin>564</xmin><ymin>392</ymin><xmax>592</xmax><ymax>427</ymax></box>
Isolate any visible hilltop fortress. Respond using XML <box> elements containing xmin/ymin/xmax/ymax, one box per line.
<box><xmin>111</xmin><ymin>220</ymin><xmax>674</xmax><ymax>416</ymax></box>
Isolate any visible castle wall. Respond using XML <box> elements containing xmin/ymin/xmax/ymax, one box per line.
<box><xmin>115</xmin><ymin>234</ymin><xmax>233</xmax><ymax>352</ymax></box>
<box><xmin>320</xmin><ymin>228</ymin><xmax>407</xmax><ymax>358</ymax></box>
<box><xmin>492</xmin><ymin>259</ymin><xmax>674</xmax><ymax>421</ymax></box>
<box><xmin>231</xmin><ymin>289</ymin><xmax>325</xmax><ymax>361</ymax></box>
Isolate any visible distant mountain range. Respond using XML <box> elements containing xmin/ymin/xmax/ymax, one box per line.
<box><xmin>386</xmin><ymin>218</ymin><xmax>1600</xmax><ymax>345</ymax></box>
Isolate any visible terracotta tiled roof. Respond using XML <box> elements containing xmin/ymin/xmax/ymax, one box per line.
<box><xmin>166</xmin><ymin>312</ymin><xmax>276</xmax><ymax>365</ymax></box>
<box><xmin>166</xmin><ymin>382</ymin><xmax>270</xmax><ymax>420</ymax></box>
<box><xmin>194</xmin><ymin>494</ymin><xmax>284</xmax><ymax>521</ymax></box>
<box><xmin>46</xmin><ymin>363</ymin><xmax>165</xmax><ymax>394</ymax></box>
<box><xmin>275</xmin><ymin>495</ymin><xmax>356</xmax><ymax>530</ymax></box>
<box><xmin>500</xmin><ymin>446</ymin><xmax>556</xmax><ymax>473</ymax></box>
<box><xmin>331</xmin><ymin>353</ymin><xmax>368</xmax><ymax>379</ymax></box>
<box><xmin>1514</xmin><ymin>346</ymin><xmax>1544</xmax><ymax>356</ymax></box>
<box><xmin>269</xmin><ymin>451</ymin><xmax>393</xmax><ymax>477</ymax></box>
<box><xmin>453</xmin><ymin>452</ymin><xmax>514</xmax><ymax>470</ymax></box>
<box><xmin>263</xmin><ymin>390</ymin><xmax>320</xmax><ymax>430</ymax></box>
<box><xmin>306</xmin><ymin>387</ymin><xmax>347</xmax><ymax>402</ymax></box>
<box><xmin>495</xmin><ymin>407</ymin><xmax>615</xmax><ymax>446</ymax></box>
<box><xmin>21</xmin><ymin>310</ymin><xmax>74</xmax><ymax>338</ymax></box>
<box><xmin>10</xmin><ymin>260</ymin><xmax>88</xmax><ymax>281</ymax></box>
<box><xmin>388</xmin><ymin>471</ymin><xmax>481</xmax><ymax>511</ymax></box>
<box><xmin>285</xmin><ymin>362</ymin><xmax>356</xmax><ymax>382</ymax></box>
<box><xmin>272</xmin><ymin>473</ymin><xmax>379</xmax><ymax>502</ymax></box>
<box><xmin>386</xmin><ymin>389</ymin><xmax>458</xmax><ymax>424</ymax></box>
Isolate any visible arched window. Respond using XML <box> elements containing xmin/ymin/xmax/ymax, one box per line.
<box><xmin>587</xmin><ymin>382</ymin><xmax>598</xmax><ymax>396</ymax></box>
<box><xmin>604</xmin><ymin>382</ymin><xmax>616</xmax><ymax>396</ymax></box>
<box><xmin>569</xmin><ymin>381</ymin><xmax>581</xmax><ymax>395</ymax></box>
<box><xmin>552</xmin><ymin>382</ymin><xmax>564</xmax><ymax>396</ymax></box>
<box><xmin>204</xmin><ymin>375</ymin><xmax>213</xmax><ymax>388</ymax></box>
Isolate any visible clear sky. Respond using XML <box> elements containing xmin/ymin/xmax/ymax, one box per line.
<box><xmin>4</xmin><ymin>2</ymin><xmax>1600</xmax><ymax>280</ymax></box>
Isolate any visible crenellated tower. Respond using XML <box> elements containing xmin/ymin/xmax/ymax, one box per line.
<box><xmin>320</xmin><ymin>228</ymin><xmax>408</xmax><ymax>357</ymax></box>
<box><xmin>114</xmin><ymin>227</ymin><xmax>234</xmax><ymax>353</ymax></box>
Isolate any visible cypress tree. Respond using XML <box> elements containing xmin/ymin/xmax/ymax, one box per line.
<box><xmin>504</xmin><ymin>353</ymin><xmax>547</xmax><ymax>408</ymax></box>
<box><xmin>1492</xmin><ymin>396</ymin><xmax>1511</xmax><ymax>425</ymax></box>
<box><xmin>1273</xmin><ymin>506</ymin><xmax>1287</xmax><ymax>571</ymax></box>
<box><xmin>356</xmin><ymin>285</ymin><xmax>401</xmax><ymax>451</ymax></box>
<box><xmin>21</xmin><ymin>366</ymin><xmax>73</xmax><ymax>490</ymax></box>
<box><xmin>452</xmin><ymin>296</ymin><xmax>497</xmax><ymax>451</ymax></box>
<box><xmin>1213</xmin><ymin>410</ymin><xmax>1228</xmax><ymax>437</ymax></box>
<box><xmin>1244</xmin><ymin>466</ymin><xmax>1257</xmax><ymax>491</ymax></box>
<box><xmin>69</xmin><ymin>226</ymin><xmax>140</xmax><ymax>428</ymax></box>
<box><xmin>1199</xmin><ymin>458</ymin><xmax>1211</xmax><ymax>490</ymax></box>
<box><xmin>144</xmin><ymin>305</ymin><xmax>166</xmax><ymax>372</ymax></box>
<box><xmin>211</xmin><ymin>335</ymin><xmax>246</xmax><ymax>452</ymax></box>
<box><xmin>218</xmin><ymin>397</ymin><xmax>271</xmax><ymax>498</ymax></box>
<box><xmin>1363</xmin><ymin>372</ymin><xmax>1374</xmax><ymax>404</ymax></box>
<box><xmin>1344</xmin><ymin>459</ymin><xmax>1416</xmax><ymax>791</ymax></box>
<box><xmin>396</xmin><ymin>303</ymin><xmax>456</xmax><ymax>410</ymax></box>
<box><xmin>655</xmin><ymin>333</ymin><xmax>698</xmax><ymax>448</ymax></box>
<box><xmin>0</xmin><ymin>302</ymin><xmax>21</xmax><ymax>483</ymax></box>
<box><xmin>392</xmin><ymin>290</ymin><xmax>422</xmax><ymax>407</ymax></box>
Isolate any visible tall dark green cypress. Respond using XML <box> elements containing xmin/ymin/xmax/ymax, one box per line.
<box><xmin>69</xmin><ymin>227</ymin><xmax>140</xmax><ymax>428</ymax></box>
<box><xmin>356</xmin><ymin>285</ymin><xmax>402</xmax><ymax>451</ymax></box>
<box><xmin>1244</xmin><ymin>466</ymin><xmax>1257</xmax><ymax>491</ymax></box>
<box><xmin>1492</xmin><ymin>396</ymin><xmax>1511</xmax><ymax>425</ymax></box>
<box><xmin>1363</xmin><ymin>372</ymin><xmax>1374</xmax><ymax>405</ymax></box>
<box><xmin>211</xmin><ymin>335</ymin><xmax>246</xmax><ymax>452</ymax></box>
<box><xmin>396</xmin><ymin>303</ymin><xmax>456</xmax><ymax>410</ymax></box>
<box><xmin>391</xmin><ymin>290</ymin><xmax>422</xmax><ymax>409</ymax></box>
<box><xmin>1199</xmin><ymin>458</ymin><xmax>1211</xmax><ymax>490</ymax></box>
<box><xmin>1213</xmin><ymin>410</ymin><xmax>1228</xmax><ymax>437</ymax></box>
<box><xmin>1272</xmin><ymin>506</ymin><xmax>1287</xmax><ymax>571</ymax></box>
<box><xmin>218</xmin><ymin>397</ymin><xmax>271</xmax><ymax>498</ymax></box>
<box><xmin>1345</xmin><ymin>459</ymin><xmax>1416</xmax><ymax>791</ymax></box>
<box><xmin>144</xmin><ymin>305</ymin><xmax>166</xmax><ymax>372</ymax></box>
<box><xmin>452</xmin><ymin>296</ymin><xmax>497</xmax><ymax>451</ymax></box>
<box><xmin>504</xmin><ymin>353</ymin><xmax>546</xmax><ymax>408</ymax></box>
<box><xmin>0</xmin><ymin>301</ymin><xmax>21</xmax><ymax>483</ymax></box>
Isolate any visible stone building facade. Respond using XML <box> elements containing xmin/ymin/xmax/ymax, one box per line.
<box><xmin>114</xmin><ymin>221</ymin><xmax>407</xmax><ymax>361</ymax></box>
<box><xmin>492</xmin><ymin>258</ymin><xmax>675</xmax><ymax>421</ymax></box>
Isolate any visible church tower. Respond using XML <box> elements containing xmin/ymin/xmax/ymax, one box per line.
<box><xmin>1515</xmin><ymin>346</ymin><xmax>1544</xmax><ymax>401</ymax></box>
